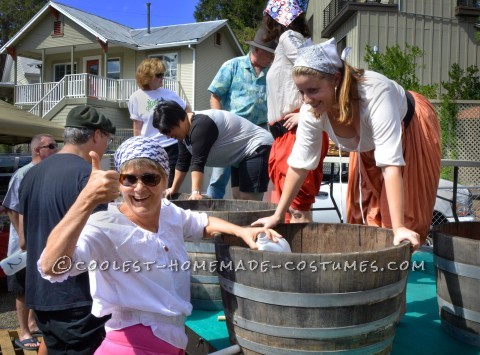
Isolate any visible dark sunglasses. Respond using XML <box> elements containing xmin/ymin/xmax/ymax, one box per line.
<box><xmin>38</xmin><ymin>143</ymin><xmax>58</xmax><ymax>150</ymax></box>
<box><xmin>155</xmin><ymin>73</ymin><xmax>165</xmax><ymax>79</ymax></box>
<box><xmin>119</xmin><ymin>173</ymin><xmax>162</xmax><ymax>187</ymax></box>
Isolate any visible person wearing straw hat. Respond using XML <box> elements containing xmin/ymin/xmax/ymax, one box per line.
<box><xmin>38</xmin><ymin>136</ymin><xmax>280</xmax><ymax>354</ymax></box>
<box><xmin>206</xmin><ymin>28</ymin><xmax>276</xmax><ymax>199</ymax></box>
<box><xmin>262</xmin><ymin>0</ymin><xmax>329</xmax><ymax>223</ymax></box>
<box><xmin>253</xmin><ymin>38</ymin><xmax>441</xmax><ymax>250</ymax></box>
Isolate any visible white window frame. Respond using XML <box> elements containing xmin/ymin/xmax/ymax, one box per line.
<box><xmin>107</xmin><ymin>57</ymin><xmax>121</xmax><ymax>79</ymax></box>
<box><xmin>149</xmin><ymin>52</ymin><xmax>178</xmax><ymax>80</ymax></box>
<box><xmin>53</xmin><ymin>62</ymin><xmax>77</xmax><ymax>82</ymax></box>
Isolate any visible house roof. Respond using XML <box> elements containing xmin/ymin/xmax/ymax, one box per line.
<box><xmin>0</xmin><ymin>100</ymin><xmax>64</xmax><ymax>145</ymax></box>
<box><xmin>0</xmin><ymin>1</ymin><xmax>242</xmax><ymax>53</ymax></box>
<box><xmin>1</xmin><ymin>57</ymin><xmax>40</xmax><ymax>83</ymax></box>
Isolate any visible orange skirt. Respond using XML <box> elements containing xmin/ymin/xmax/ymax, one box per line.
<box><xmin>346</xmin><ymin>92</ymin><xmax>441</xmax><ymax>243</ymax></box>
<box><xmin>268</xmin><ymin>127</ymin><xmax>329</xmax><ymax>211</ymax></box>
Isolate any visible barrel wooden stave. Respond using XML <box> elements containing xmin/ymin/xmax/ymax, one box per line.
<box><xmin>216</xmin><ymin>223</ymin><xmax>410</xmax><ymax>354</ymax></box>
<box><xmin>433</xmin><ymin>222</ymin><xmax>480</xmax><ymax>347</ymax></box>
<box><xmin>176</xmin><ymin>200</ymin><xmax>278</xmax><ymax>311</ymax></box>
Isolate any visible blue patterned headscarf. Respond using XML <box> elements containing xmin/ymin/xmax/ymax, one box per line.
<box><xmin>114</xmin><ymin>136</ymin><xmax>169</xmax><ymax>175</ymax></box>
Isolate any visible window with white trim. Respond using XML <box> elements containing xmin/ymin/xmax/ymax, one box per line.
<box><xmin>107</xmin><ymin>58</ymin><xmax>121</xmax><ymax>79</ymax></box>
<box><xmin>150</xmin><ymin>53</ymin><xmax>178</xmax><ymax>80</ymax></box>
<box><xmin>53</xmin><ymin>63</ymin><xmax>77</xmax><ymax>82</ymax></box>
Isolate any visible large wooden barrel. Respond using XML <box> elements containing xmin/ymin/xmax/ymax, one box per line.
<box><xmin>215</xmin><ymin>223</ymin><xmax>410</xmax><ymax>354</ymax></box>
<box><xmin>168</xmin><ymin>193</ymin><xmax>210</xmax><ymax>200</ymax></box>
<box><xmin>433</xmin><ymin>222</ymin><xmax>480</xmax><ymax>347</ymax></box>
<box><xmin>172</xmin><ymin>199</ymin><xmax>277</xmax><ymax>311</ymax></box>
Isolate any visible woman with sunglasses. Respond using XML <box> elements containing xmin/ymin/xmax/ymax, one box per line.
<box><xmin>38</xmin><ymin>136</ymin><xmax>279</xmax><ymax>354</ymax></box>
<box><xmin>129</xmin><ymin>58</ymin><xmax>191</xmax><ymax>187</ymax></box>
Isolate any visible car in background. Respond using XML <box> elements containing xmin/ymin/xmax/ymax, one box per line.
<box><xmin>312</xmin><ymin>162</ymin><xmax>475</xmax><ymax>246</ymax></box>
<box><xmin>0</xmin><ymin>154</ymin><xmax>33</xmax><ymax>201</ymax></box>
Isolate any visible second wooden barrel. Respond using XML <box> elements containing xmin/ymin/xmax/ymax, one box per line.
<box><xmin>433</xmin><ymin>222</ymin><xmax>480</xmax><ymax>347</ymax></box>
<box><xmin>215</xmin><ymin>223</ymin><xmax>411</xmax><ymax>354</ymax></box>
<box><xmin>172</xmin><ymin>199</ymin><xmax>277</xmax><ymax>311</ymax></box>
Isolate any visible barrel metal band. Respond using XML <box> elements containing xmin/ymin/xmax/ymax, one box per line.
<box><xmin>186</xmin><ymin>242</ymin><xmax>215</xmax><ymax>253</ymax></box>
<box><xmin>434</xmin><ymin>255</ymin><xmax>480</xmax><ymax>280</ymax></box>
<box><xmin>190</xmin><ymin>275</ymin><xmax>219</xmax><ymax>283</ymax></box>
<box><xmin>218</xmin><ymin>276</ymin><xmax>406</xmax><ymax>307</ymax></box>
<box><xmin>235</xmin><ymin>334</ymin><xmax>394</xmax><ymax>354</ymax></box>
<box><xmin>232</xmin><ymin>309</ymin><xmax>399</xmax><ymax>339</ymax></box>
<box><xmin>437</xmin><ymin>296</ymin><xmax>480</xmax><ymax>323</ymax></box>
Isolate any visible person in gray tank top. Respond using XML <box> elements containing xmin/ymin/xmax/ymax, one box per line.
<box><xmin>153</xmin><ymin>100</ymin><xmax>273</xmax><ymax>201</ymax></box>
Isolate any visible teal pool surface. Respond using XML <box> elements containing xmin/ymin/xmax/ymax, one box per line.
<box><xmin>186</xmin><ymin>249</ymin><xmax>480</xmax><ymax>354</ymax></box>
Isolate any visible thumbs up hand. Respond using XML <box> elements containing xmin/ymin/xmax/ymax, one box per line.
<box><xmin>80</xmin><ymin>151</ymin><xmax>120</xmax><ymax>207</ymax></box>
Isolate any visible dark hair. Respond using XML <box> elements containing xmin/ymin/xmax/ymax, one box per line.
<box><xmin>262</xmin><ymin>13</ymin><xmax>311</xmax><ymax>43</ymax></box>
<box><xmin>153</xmin><ymin>100</ymin><xmax>187</xmax><ymax>134</ymax></box>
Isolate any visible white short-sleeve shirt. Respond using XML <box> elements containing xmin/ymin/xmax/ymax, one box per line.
<box><xmin>128</xmin><ymin>88</ymin><xmax>186</xmax><ymax>147</ymax></box>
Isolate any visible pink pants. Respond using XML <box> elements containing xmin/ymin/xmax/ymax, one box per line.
<box><xmin>94</xmin><ymin>324</ymin><xmax>185</xmax><ymax>355</ymax></box>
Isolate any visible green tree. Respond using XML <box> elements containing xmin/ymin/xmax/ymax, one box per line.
<box><xmin>364</xmin><ymin>43</ymin><xmax>438</xmax><ymax>99</ymax></box>
<box><xmin>439</xmin><ymin>63</ymin><xmax>480</xmax><ymax>177</ymax></box>
<box><xmin>194</xmin><ymin>0</ymin><xmax>266</xmax><ymax>51</ymax></box>
<box><xmin>442</xmin><ymin>63</ymin><xmax>480</xmax><ymax>100</ymax></box>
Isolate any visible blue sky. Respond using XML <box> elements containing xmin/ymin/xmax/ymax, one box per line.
<box><xmin>56</xmin><ymin>0</ymin><xmax>199</xmax><ymax>28</ymax></box>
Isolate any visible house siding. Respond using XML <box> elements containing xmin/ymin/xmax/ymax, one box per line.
<box><xmin>195</xmin><ymin>28</ymin><xmax>240</xmax><ymax>110</ymax></box>
<box><xmin>306</xmin><ymin>0</ymin><xmax>480</xmax><ymax>91</ymax></box>
<box><xmin>51</xmin><ymin>103</ymin><xmax>131</xmax><ymax>129</ymax></box>
<box><xmin>178</xmin><ymin>46</ymin><xmax>194</xmax><ymax>109</ymax></box>
<box><xmin>17</xmin><ymin>13</ymin><xmax>93</xmax><ymax>52</ymax></box>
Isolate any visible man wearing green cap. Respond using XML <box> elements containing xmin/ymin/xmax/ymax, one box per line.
<box><xmin>18</xmin><ymin>105</ymin><xmax>116</xmax><ymax>354</ymax></box>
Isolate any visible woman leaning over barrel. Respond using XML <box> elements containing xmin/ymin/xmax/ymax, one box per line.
<box><xmin>38</xmin><ymin>136</ymin><xmax>279</xmax><ymax>354</ymax></box>
<box><xmin>254</xmin><ymin>38</ymin><xmax>441</xmax><ymax>250</ymax></box>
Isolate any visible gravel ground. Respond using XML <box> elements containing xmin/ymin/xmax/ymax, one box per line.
<box><xmin>0</xmin><ymin>277</ymin><xmax>19</xmax><ymax>330</ymax></box>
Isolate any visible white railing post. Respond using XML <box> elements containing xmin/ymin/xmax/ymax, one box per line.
<box><xmin>19</xmin><ymin>75</ymin><xmax>189</xmax><ymax>116</ymax></box>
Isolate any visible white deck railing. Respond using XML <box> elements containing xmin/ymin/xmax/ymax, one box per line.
<box><xmin>18</xmin><ymin>74</ymin><xmax>189</xmax><ymax>118</ymax></box>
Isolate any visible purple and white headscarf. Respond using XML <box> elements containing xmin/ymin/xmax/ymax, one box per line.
<box><xmin>114</xmin><ymin>136</ymin><xmax>169</xmax><ymax>175</ymax></box>
<box><xmin>264</xmin><ymin>0</ymin><xmax>309</xmax><ymax>27</ymax></box>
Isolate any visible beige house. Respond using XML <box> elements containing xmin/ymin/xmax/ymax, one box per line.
<box><xmin>305</xmin><ymin>0</ymin><xmax>480</xmax><ymax>91</ymax></box>
<box><xmin>0</xmin><ymin>1</ymin><xmax>243</xmax><ymax>129</ymax></box>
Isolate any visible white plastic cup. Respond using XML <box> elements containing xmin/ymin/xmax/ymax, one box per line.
<box><xmin>0</xmin><ymin>250</ymin><xmax>27</xmax><ymax>276</ymax></box>
<box><xmin>256</xmin><ymin>233</ymin><xmax>291</xmax><ymax>253</ymax></box>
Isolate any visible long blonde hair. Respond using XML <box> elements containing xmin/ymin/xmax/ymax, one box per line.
<box><xmin>293</xmin><ymin>63</ymin><xmax>364</xmax><ymax>125</ymax></box>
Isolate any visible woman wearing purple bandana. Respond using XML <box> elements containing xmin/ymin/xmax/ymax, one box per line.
<box><xmin>38</xmin><ymin>136</ymin><xmax>281</xmax><ymax>354</ymax></box>
<box><xmin>262</xmin><ymin>0</ymin><xmax>329</xmax><ymax>224</ymax></box>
